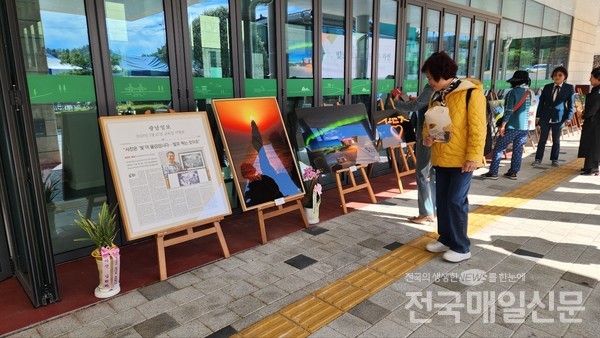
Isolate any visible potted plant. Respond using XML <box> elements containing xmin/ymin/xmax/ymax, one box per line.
<box><xmin>41</xmin><ymin>169</ymin><xmax>59</xmax><ymax>234</ymax></box>
<box><xmin>302</xmin><ymin>167</ymin><xmax>322</xmax><ymax>224</ymax></box>
<box><xmin>74</xmin><ymin>202</ymin><xmax>121</xmax><ymax>298</ymax></box>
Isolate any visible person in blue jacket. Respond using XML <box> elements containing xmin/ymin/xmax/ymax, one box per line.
<box><xmin>532</xmin><ymin>66</ymin><xmax>574</xmax><ymax>166</ymax></box>
<box><xmin>481</xmin><ymin>71</ymin><xmax>533</xmax><ymax>180</ymax></box>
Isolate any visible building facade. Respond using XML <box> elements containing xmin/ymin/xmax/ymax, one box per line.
<box><xmin>0</xmin><ymin>0</ymin><xmax>598</xmax><ymax>307</ymax></box>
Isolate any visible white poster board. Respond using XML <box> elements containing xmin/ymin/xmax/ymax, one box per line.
<box><xmin>99</xmin><ymin>112</ymin><xmax>231</xmax><ymax>240</ymax></box>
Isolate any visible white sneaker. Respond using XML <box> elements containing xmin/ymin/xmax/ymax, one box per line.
<box><xmin>442</xmin><ymin>250</ymin><xmax>471</xmax><ymax>262</ymax></box>
<box><xmin>425</xmin><ymin>241</ymin><xmax>450</xmax><ymax>253</ymax></box>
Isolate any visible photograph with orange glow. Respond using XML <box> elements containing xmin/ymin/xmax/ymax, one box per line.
<box><xmin>211</xmin><ymin>97</ymin><xmax>304</xmax><ymax>211</ymax></box>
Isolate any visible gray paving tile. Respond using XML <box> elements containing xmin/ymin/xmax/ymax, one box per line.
<box><xmin>433</xmin><ymin>274</ymin><xmax>470</xmax><ymax>293</ymax></box>
<box><xmin>165</xmin><ymin>285</ymin><xmax>204</xmax><ymax>305</ymax></box>
<box><xmin>7</xmin><ymin>327</ymin><xmax>40</xmax><ymax>338</ymax></box>
<box><xmin>36</xmin><ymin>316</ymin><xmax>82</xmax><ymax>337</ymax></box>
<box><xmin>217</xmin><ymin>268</ymin><xmax>251</xmax><ymax>285</ymax></box>
<box><xmin>234</xmin><ymin>248</ymin><xmax>266</xmax><ymax>263</ymax></box>
<box><xmin>108</xmin><ymin>327</ymin><xmax>143</xmax><ymax>338</ymax></box>
<box><xmin>407</xmin><ymin>324</ymin><xmax>447</xmax><ymax>337</ymax></box>
<box><xmin>136</xmin><ymin>296</ymin><xmax>178</xmax><ymax>320</ymax></box>
<box><xmin>284</xmin><ymin>254</ymin><xmax>318</xmax><ymax>270</ymax></box>
<box><xmin>369</xmin><ymin>286</ymin><xmax>412</xmax><ymax>311</ymax></box>
<box><xmin>357</xmin><ymin>238</ymin><xmax>388</xmax><ymax>250</ymax></box>
<box><xmin>74</xmin><ymin>302</ymin><xmax>117</xmax><ymax>325</ymax></box>
<box><xmin>274</xmin><ymin>274</ymin><xmax>311</xmax><ymax>293</ymax></box>
<box><xmin>133</xmin><ymin>313</ymin><xmax>179</xmax><ymax>338</ymax></box>
<box><xmin>466</xmin><ymin>319</ymin><xmax>514</xmax><ymax>338</ymax></box>
<box><xmin>561</xmin><ymin>271</ymin><xmax>598</xmax><ymax>288</ymax></box>
<box><xmin>62</xmin><ymin>321</ymin><xmax>110</xmax><ymax>338</ymax></box>
<box><xmin>245</xmin><ymin>270</ymin><xmax>281</xmax><ymax>288</ymax></box>
<box><xmin>361</xmin><ymin>318</ymin><xmax>412</xmax><ymax>338</ymax></box>
<box><xmin>512</xmin><ymin>324</ymin><xmax>560</xmax><ymax>337</ymax></box>
<box><xmin>165</xmin><ymin>319</ymin><xmax>211</xmax><ymax>338</ymax></box>
<box><xmin>167</xmin><ymin>272</ymin><xmax>202</xmax><ymax>289</ymax></box>
<box><xmin>512</xmin><ymin>248</ymin><xmax>544</xmax><ymax>259</ymax></box>
<box><xmin>197</xmin><ymin>307</ymin><xmax>241</xmax><ymax>332</ymax></box>
<box><xmin>491</xmin><ymin>239</ymin><xmax>522</xmax><ymax>252</ymax></box>
<box><xmin>309</xmin><ymin>325</ymin><xmax>346</xmax><ymax>337</ymax></box>
<box><xmin>102</xmin><ymin>308</ymin><xmax>146</xmax><ymax>333</ymax></box>
<box><xmin>328</xmin><ymin>313</ymin><xmax>371</xmax><ymax>337</ymax></box>
<box><xmin>227</xmin><ymin>295</ymin><xmax>266</xmax><ymax>317</ymax></box>
<box><xmin>138</xmin><ymin>281</ymin><xmax>178</xmax><ymax>301</ymax></box>
<box><xmin>348</xmin><ymin>300</ymin><xmax>391</xmax><ymax>325</ymax></box>
<box><xmin>192</xmin><ymin>264</ymin><xmax>226</xmax><ymax>279</ymax></box>
<box><xmin>166</xmin><ymin>298</ymin><xmax>210</xmax><ymax>324</ymax></box>
<box><xmin>108</xmin><ymin>291</ymin><xmax>148</xmax><ymax>313</ymax></box>
<box><xmin>221</xmin><ymin>280</ymin><xmax>259</xmax><ymax>299</ymax></box>
<box><xmin>427</xmin><ymin>312</ymin><xmax>470</xmax><ymax>337</ymax></box>
<box><xmin>251</xmin><ymin>284</ymin><xmax>289</xmax><ymax>305</ymax></box>
<box><xmin>238</xmin><ymin>259</ymin><xmax>272</xmax><ymax>275</ymax></box>
<box><xmin>192</xmin><ymin>276</ymin><xmax>229</xmax><ymax>294</ymax></box>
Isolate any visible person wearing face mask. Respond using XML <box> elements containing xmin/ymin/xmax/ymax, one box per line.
<box><xmin>532</xmin><ymin>66</ymin><xmax>575</xmax><ymax>167</ymax></box>
<box><xmin>420</xmin><ymin>51</ymin><xmax>487</xmax><ymax>263</ymax></box>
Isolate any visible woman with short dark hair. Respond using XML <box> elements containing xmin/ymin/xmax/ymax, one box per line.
<box><xmin>532</xmin><ymin>66</ymin><xmax>575</xmax><ymax>166</ymax></box>
<box><xmin>421</xmin><ymin>52</ymin><xmax>487</xmax><ymax>263</ymax></box>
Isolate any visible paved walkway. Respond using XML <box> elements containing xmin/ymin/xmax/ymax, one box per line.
<box><xmin>7</xmin><ymin>133</ymin><xmax>600</xmax><ymax>338</ymax></box>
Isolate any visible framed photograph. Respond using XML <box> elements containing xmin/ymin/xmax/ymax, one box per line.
<box><xmin>211</xmin><ymin>97</ymin><xmax>304</xmax><ymax>211</ymax></box>
<box><xmin>295</xmin><ymin>103</ymin><xmax>379</xmax><ymax>173</ymax></box>
<box><xmin>180</xmin><ymin>151</ymin><xmax>205</xmax><ymax>170</ymax></box>
<box><xmin>98</xmin><ymin>112</ymin><xmax>231</xmax><ymax>240</ymax></box>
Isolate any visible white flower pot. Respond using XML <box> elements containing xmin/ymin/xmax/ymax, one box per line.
<box><xmin>304</xmin><ymin>193</ymin><xmax>321</xmax><ymax>224</ymax></box>
<box><xmin>92</xmin><ymin>247</ymin><xmax>121</xmax><ymax>298</ymax></box>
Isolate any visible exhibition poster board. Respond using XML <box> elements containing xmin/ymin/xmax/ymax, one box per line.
<box><xmin>211</xmin><ymin>97</ymin><xmax>304</xmax><ymax>211</ymax></box>
<box><xmin>295</xmin><ymin>103</ymin><xmax>379</xmax><ymax>173</ymax></box>
<box><xmin>99</xmin><ymin>112</ymin><xmax>231</xmax><ymax>240</ymax></box>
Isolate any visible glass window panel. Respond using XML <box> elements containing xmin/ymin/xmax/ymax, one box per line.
<box><xmin>404</xmin><ymin>5</ymin><xmax>421</xmax><ymax>94</ymax></box>
<box><xmin>457</xmin><ymin>16</ymin><xmax>471</xmax><ymax>78</ymax></box>
<box><xmin>543</xmin><ymin>7</ymin><xmax>559</xmax><ymax>30</ymax></box>
<box><xmin>522</xmin><ymin>25</ymin><xmax>543</xmax><ymax>87</ymax></box>
<box><xmin>187</xmin><ymin>0</ymin><xmax>234</xmax><ymax>110</ymax></box>
<box><xmin>322</xmin><ymin>0</ymin><xmax>345</xmax><ymax>105</ymax></box>
<box><xmin>524</xmin><ymin>0</ymin><xmax>543</xmax><ymax>27</ymax></box>
<box><xmin>351</xmin><ymin>0</ymin><xmax>373</xmax><ymax>110</ymax></box>
<box><xmin>497</xmin><ymin>19</ymin><xmax>523</xmax><ymax>89</ymax></box>
<box><xmin>448</xmin><ymin>0</ymin><xmax>468</xmax><ymax>5</ymax></box>
<box><xmin>105</xmin><ymin>0</ymin><xmax>172</xmax><ymax>114</ymax></box>
<box><xmin>443</xmin><ymin>13</ymin><xmax>457</xmax><ymax>59</ymax></box>
<box><xmin>17</xmin><ymin>0</ymin><xmax>108</xmax><ymax>255</ymax></box>
<box><xmin>286</xmin><ymin>0</ymin><xmax>314</xmax><ymax>112</ymax></box>
<box><xmin>470</xmin><ymin>20</ymin><xmax>484</xmax><ymax>79</ymax></box>
<box><xmin>242</xmin><ymin>1</ymin><xmax>277</xmax><ymax>97</ymax></box>
<box><xmin>483</xmin><ymin>23</ymin><xmax>497</xmax><ymax>90</ymax></box>
<box><xmin>502</xmin><ymin>0</ymin><xmax>524</xmax><ymax>22</ymax></box>
<box><xmin>425</xmin><ymin>9</ymin><xmax>440</xmax><ymax>58</ymax></box>
<box><xmin>377</xmin><ymin>0</ymin><xmax>397</xmax><ymax>96</ymax></box>
<box><xmin>558</xmin><ymin>13</ymin><xmax>572</xmax><ymax>34</ymax></box>
<box><xmin>471</xmin><ymin>0</ymin><xmax>501</xmax><ymax>15</ymax></box>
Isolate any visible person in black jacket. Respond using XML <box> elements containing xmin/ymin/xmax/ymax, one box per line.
<box><xmin>532</xmin><ymin>66</ymin><xmax>575</xmax><ymax>167</ymax></box>
<box><xmin>577</xmin><ymin>67</ymin><xmax>600</xmax><ymax>176</ymax></box>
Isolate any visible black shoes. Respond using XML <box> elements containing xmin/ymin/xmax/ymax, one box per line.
<box><xmin>481</xmin><ymin>172</ymin><xmax>498</xmax><ymax>180</ymax></box>
<box><xmin>503</xmin><ymin>172</ymin><xmax>518</xmax><ymax>180</ymax></box>
<box><xmin>581</xmin><ymin>169</ymin><xmax>599</xmax><ymax>176</ymax></box>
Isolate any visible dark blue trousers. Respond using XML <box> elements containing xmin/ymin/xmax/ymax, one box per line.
<box><xmin>535</xmin><ymin>121</ymin><xmax>563</xmax><ymax>162</ymax></box>
<box><xmin>434</xmin><ymin>167</ymin><xmax>472</xmax><ymax>254</ymax></box>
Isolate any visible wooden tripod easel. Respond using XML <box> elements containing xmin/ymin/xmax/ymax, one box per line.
<box><xmin>257</xmin><ymin>198</ymin><xmax>308</xmax><ymax>244</ymax></box>
<box><xmin>156</xmin><ymin>217</ymin><xmax>230</xmax><ymax>281</ymax></box>
<box><xmin>388</xmin><ymin>142</ymin><xmax>417</xmax><ymax>193</ymax></box>
<box><xmin>334</xmin><ymin>165</ymin><xmax>377</xmax><ymax>214</ymax></box>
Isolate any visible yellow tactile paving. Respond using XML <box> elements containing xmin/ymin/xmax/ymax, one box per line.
<box><xmin>235</xmin><ymin>158</ymin><xmax>583</xmax><ymax>337</ymax></box>
<box><xmin>280</xmin><ymin>297</ymin><xmax>342</xmax><ymax>332</ymax></box>
<box><xmin>314</xmin><ymin>280</ymin><xmax>370</xmax><ymax>311</ymax></box>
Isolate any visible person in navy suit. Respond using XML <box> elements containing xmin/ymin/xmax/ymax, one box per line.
<box><xmin>532</xmin><ymin>66</ymin><xmax>574</xmax><ymax>166</ymax></box>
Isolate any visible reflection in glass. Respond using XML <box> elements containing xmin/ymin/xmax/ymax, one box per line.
<box><xmin>285</xmin><ymin>0</ymin><xmax>314</xmax><ymax>112</ymax></box>
<box><xmin>17</xmin><ymin>0</ymin><xmax>108</xmax><ymax>256</ymax></box>
<box><xmin>377</xmin><ymin>0</ymin><xmax>397</xmax><ymax>95</ymax></box>
<box><xmin>524</xmin><ymin>0</ymin><xmax>543</xmax><ymax>27</ymax></box>
<box><xmin>425</xmin><ymin>9</ymin><xmax>440</xmax><ymax>59</ymax></box>
<box><xmin>351</xmin><ymin>0</ymin><xmax>373</xmax><ymax>112</ymax></box>
<box><xmin>404</xmin><ymin>5</ymin><xmax>421</xmax><ymax>94</ymax></box>
<box><xmin>497</xmin><ymin>20</ymin><xmax>523</xmax><ymax>89</ymax></box>
<box><xmin>502</xmin><ymin>0</ymin><xmax>525</xmax><ymax>22</ymax></box>
<box><xmin>484</xmin><ymin>23</ymin><xmax>497</xmax><ymax>90</ymax></box>
<box><xmin>558</xmin><ymin>13</ymin><xmax>572</xmax><ymax>34</ymax></box>
<box><xmin>470</xmin><ymin>20</ymin><xmax>485</xmax><ymax>79</ymax></box>
<box><xmin>471</xmin><ymin>0</ymin><xmax>501</xmax><ymax>14</ymax></box>
<box><xmin>242</xmin><ymin>1</ymin><xmax>277</xmax><ymax>97</ymax></box>
<box><xmin>457</xmin><ymin>17</ymin><xmax>471</xmax><ymax>78</ymax></box>
<box><xmin>543</xmin><ymin>7</ymin><xmax>559</xmax><ymax>30</ymax></box>
<box><xmin>443</xmin><ymin>13</ymin><xmax>456</xmax><ymax>59</ymax></box>
<box><xmin>105</xmin><ymin>0</ymin><xmax>172</xmax><ymax>114</ymax></box>
<box><xmin>187</xmin><ymin>0</ymin><xmax>233</xmax><ymax>111</ymax></box>
<box><xmin>322</xmin><ymin>0</ymin><xmax>345</xmax><ymax>105</ymax></box>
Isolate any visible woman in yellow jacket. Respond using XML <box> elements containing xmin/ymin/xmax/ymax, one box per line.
<box><xmin>421</xmin><ymin>52</ymin><xmax>487</xmax><ymax>263</ymax></box>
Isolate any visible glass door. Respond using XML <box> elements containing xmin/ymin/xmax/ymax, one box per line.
<box><xmin>322</xmin><ymin>0</ymin><xmax>345</xmax><ymax>105</ymax></box>
<box><xmin>104</xmin><ymin>0</ymin><xmax>173</xmax><ymax>115</ymax></box>
<box><xmin>15</xmin><ymin>0</ymin><xmax>109</xmax><ymax>259</ymax></box>
<box><xmin>351</xmin><ymin>0</ymin><xmax>373</xmax><ymax>112</ymax></box>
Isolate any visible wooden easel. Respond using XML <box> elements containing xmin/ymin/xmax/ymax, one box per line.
<box><xmin>156</xmin><ymin>217</ymin><xmax>230</xmax><ymax>281</ymax></box>
<box><xmin>388</xmin><ymin>142</ymin><xmax>417</xmax><ymax>193</ymax></box>
<box><xmin>257</xmin><ymin>198</ymin><xmax>308</xmax><ymax>244</ymax></box>
<box><xmin>334</xmin><ymin>164</ymin><xmax>377</xmax><ymax>214</ymax></box>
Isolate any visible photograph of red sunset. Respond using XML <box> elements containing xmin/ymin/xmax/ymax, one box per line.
<box><xmin>212</xmin><ymin>97</ymin><xmax>304</xmax><ymax>211</ymax></box>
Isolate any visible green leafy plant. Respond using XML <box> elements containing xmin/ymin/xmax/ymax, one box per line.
<box><xmin>74</xmin><ymin>202</ymin><xmax>118</xmax><ymax>250</ymax></box>
<box><xmin>41</xmin><ymin>169</ymin><xmax>59</xmax><ymax>203</ymax></box>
